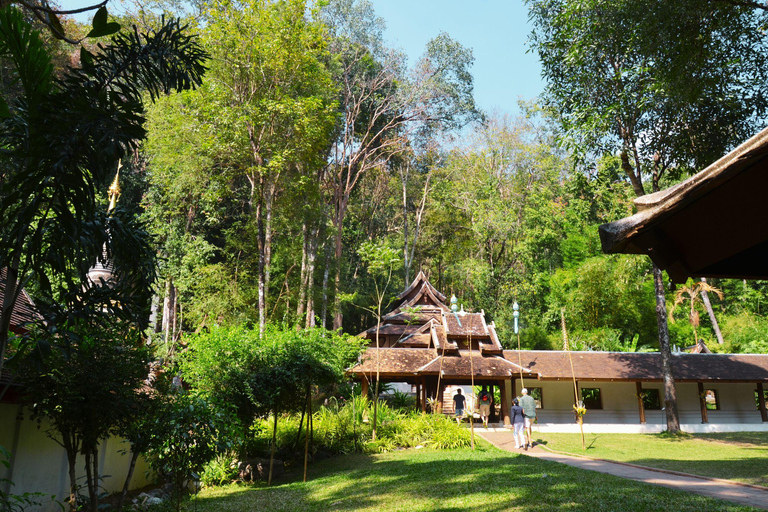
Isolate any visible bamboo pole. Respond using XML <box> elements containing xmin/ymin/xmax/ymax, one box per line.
<box><xmin>468</xmin><ymin>313</ymin><xmax>475</xmax><ymax>450</ymax></box>
<box><xmin>562</xmin><ymin>309</ymin><xmax>585</xmax><ymax>451</ymax></box>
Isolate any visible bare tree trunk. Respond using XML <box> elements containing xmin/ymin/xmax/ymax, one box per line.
<box><xmin>268</xmin><ymin>411</ymin><xmax>278</xmax><ymax>486</ymax></box>
<box><xmin>116</xmin><ymin>450</ymin><xmax>140</xmax><ymax>512</ymax></box>
<box><xmin>303</xmin><ymin>385</ymin><xmax>311</xmax><ymax>482</ymax></box>
<box><xmin>305</xmin><ymin>224</ymin><xmax>320</xmax><ymax>329</ymax></box>
<box><xmin>321</xmin><ymin>238</ymin><xmax>331</xmax><ymax>330</ymax></box>
<box><xmin>163</xmin><ymin>279</ymin><xmax>177</xmax><ymax>352</ymax></box>
<box><xmin>257</xmin><ymin>194</ymin><xmax>267</xmax><ymax>335</ymax></box>
<box><xmin>264</xmin><ymin>189</ymin><xmax>275</xmax><ymax>325</ymax></box>
<box><xmin>700</xmin><ymin>277</ymin><xmax>724</xmax><ymax>344</ymax></box>
<box><xmin>333</xmin><ymin>226</ymin><xmax>343</xmax><ymax>330</ymax></box>
<box><xmin>296</xmin><ymin>221</ymin><xmax>308</xmax><ymax>323</ymax></box>
<box><xmin>654</xmin><ymin>265</ymin><xmax>680</xmax><ymax>433</ymax></box>
<box><xmin>84</xmin><ymin>448</ymin><xmax>99</xmax><ymax>512</ymax></box>
<box><xmin>63</xmin><ymin>434</ymin><xmax>79</xmax><ymax>512</ymax></box>
<box><xmin>401</xmin><ymin>165</ymin><xmax>411</xmax><ymax>287</ymax></box>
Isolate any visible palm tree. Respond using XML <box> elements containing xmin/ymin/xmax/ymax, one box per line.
<box><xmin>669</xmin><ymin>280</ymin><xmax>724</xmax><ymax>346</ymax></box>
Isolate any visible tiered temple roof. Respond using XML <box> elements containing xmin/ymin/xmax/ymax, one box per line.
<box><xmin>348</xmin><ymin>272</ymin><xmax>768</xmax><ymax>384</ymax></box>
<box><xmin>359</xmin><ymin>271</ymin><xmax>504</xmax><ymax>354</ymax></box>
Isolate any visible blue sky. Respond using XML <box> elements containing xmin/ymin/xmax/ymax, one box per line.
<box><xmin>370</xmin><ymin>0</ymin><xmax>544</xmax><ymax>115</ymax></box>
<box><xmin>64</xmin><ymin>0</ymin><xmax>544</xmax><ymax>114</ymax></box>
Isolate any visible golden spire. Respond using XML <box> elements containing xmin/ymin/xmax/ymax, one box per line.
<box><xmin>108</xmin><ymin>161</ymin><xmax>122</xmax><ymax>211</ymax></box>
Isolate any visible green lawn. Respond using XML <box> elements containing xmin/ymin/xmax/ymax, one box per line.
<box><xmin>532</xmin><ymin>432</ymin><xmax>768</xmax><ymax>487</ymax></box>
<box><xmin>189</xmin><ymin>442</ymin><xmax>761</xmax><ymax>511</ymax></box>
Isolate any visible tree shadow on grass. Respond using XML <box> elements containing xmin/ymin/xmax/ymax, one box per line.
<box><xmin>623</xmin><ymin>457</ymin><xmax>768</xmax><ymax>487</ymax></box>
<box><xmin>190</xmin><ymin>448</ymin><xmax>759</xmax><ymax>511</ymax></box>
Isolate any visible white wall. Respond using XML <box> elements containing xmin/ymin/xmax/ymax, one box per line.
<box><xmin>1</xmin><ymin>404</ymin><xmax>153</xmax><ymax>512</ymax></box>
<box><xmin>512</xmin><ymin>380</ymin><xmax>767</xmax><ymax>429</ymax></box>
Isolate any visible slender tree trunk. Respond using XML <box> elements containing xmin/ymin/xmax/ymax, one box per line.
<box><xmin>654</xmin><ymin>265</ymin><xmax>680</xmax><ymax>433</ymax></box>
<box><xmin>305</xmin><ymin>224</ymin><xmax>320</xmax><ymax>329</ymax></box>
<box><xmin>333</xmin><ymin>225</ymin><xmax>343</xmax><ymax>330</ymax></box>
<box><xmin>297</xmin><ymin>221</ymin><xmax>308</xmax><ymax>323</ymax></box>
<box><xmin>295</xmin><ymin>388</ymin><xmax>308</xmax><ymax>450</ymax></box>
<box><xmin>303</xmin><ymin>385</ymin><xmax>311</xmax><ymax>482</ymax></box>
<box><xmin>264</xmin><ymin>188</ymin><xmax>275</xmax><ymax>324</ymax></box>
<box><xmin>257</xmin><ymin>193</ymin><xmax>267</xmax><ymax>335</ymax></box>
<box><xmin>116</xmin><ymin>450</ymin><xmax>141</xmax><ymax>512</ymax></box>
<box><xmin>401</xmin><ymin>166</ymin><xmax>411</xmax><ymax>287</ymax></box>
<box><xmin>700</xmin><ymin>277</ymin><xmax>724</xmax><ymax>344</ymax></box>
<box><xmin>85</xmin><ymin>448</ymin><xmax>99</xmax><ymax>512</ymax></box>
<box><xmin>63</xmin><ymin>435</ymin><xmax>79</xmax><ymax>512</ymax></box>
<box><xmin>268</xmin><ymin>411</ymin><xmax>278</xmax><ymax>486</ymax></box>
<box><xmin>321</xmin><ymin>239</ymin><xmax>331</xmax><ymax>330</ymax></box>
<box><xmin>163</xmin><ymin>279</ymin><xmax>177</xmax><ymax>351</ymax></box>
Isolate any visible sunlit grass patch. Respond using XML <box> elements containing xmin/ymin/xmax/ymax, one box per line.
<box><xmin>535</xmin><ymin>432</ymin><xmax>768</xmax><ymax>486</ymax></box>
<box><xmin>189</xmin><ymin>442</ymin><xmax>761</xmax><ymax>511</ymax></box>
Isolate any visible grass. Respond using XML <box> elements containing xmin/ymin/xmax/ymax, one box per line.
<box><xmin>188</xmin><ymin>441</ymin><xmax>761</xmax><ymax>511</ymax></box>
<box><xmin>533</xmin><ymin>432</ymin><xmax>768</xmax><ymax>487</ymax></box>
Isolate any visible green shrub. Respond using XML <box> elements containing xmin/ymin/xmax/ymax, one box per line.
<box><xmin>200</xmin><ymin>454</ymin><xmax>239</xmax><ymax>488</ymax></box>
<box><xmin>719</xmin><ymin>312</ymin><xmax>768</xmax><ymax>353</ymax></box>
<box><xmin>387</xmin><ymin>390</ymin><xmax>416</xmax><ymax>411</ymax></box>
<box><xmin>241</xmin><ymin>393</ymin><xmax>472</xmax><ymax>466</ymax></box>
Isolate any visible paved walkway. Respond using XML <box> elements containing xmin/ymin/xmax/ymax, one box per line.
<box><xmin>478</xmin><ymin>430</ymin><xmax>768</xmax><ymax>510</ymax></box>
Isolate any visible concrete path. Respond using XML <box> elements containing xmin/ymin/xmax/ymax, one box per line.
<box><xmin>479</xmin><ymin>430</ymin><xmax>768</xmax><ymax>511</ymax></box>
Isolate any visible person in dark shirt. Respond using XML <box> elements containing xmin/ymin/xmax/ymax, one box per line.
<box><xmin>509</xmin><ymin>398</ymin><xmax>525</xmax><ymax>449</ymax></box>
<box><xmin>453</xmin><ymin>388</ymin><xmax>466</xmax><ymax>424</ymax></box>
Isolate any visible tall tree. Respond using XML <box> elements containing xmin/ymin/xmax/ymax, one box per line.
<box><xmin>527</xmin><ymin>0</ymin><xmax>768</xmax><ymax>431</ymax></box>
<box><xmin>144</xmin><ymin>0</ymin><xmax>338</xmax><ymax>334</ymax></box>
<box><xmin>322</xmin><ymin>0</ymin><xmax>479</xmax><ymax>330</ymax></box>
<box><xmin>0</xmin><ymin>5</ymin><xmax>206</xmax><ymax>377</ymax></box>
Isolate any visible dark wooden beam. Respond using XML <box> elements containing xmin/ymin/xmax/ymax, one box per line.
<box><xmin>636</xmin><ymin>381</ymin><xmax>646</xmax><ymax>424</ymax></box>
<box><xmin>758</xmin><ymin>382</ymin><xmax>767</xmax><ymax>423</ymax></box>
<box><xmin>500</xmin><ymin>379</ymin><xmax>511</xmax><ymax>427</ymax></box>
<box><xmin>698</xmin><ymin>381</ymin><xmax>709</xmax><ymax>424</ymax></box>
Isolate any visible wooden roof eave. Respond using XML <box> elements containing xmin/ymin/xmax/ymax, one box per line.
<box><xmin>598</xmin><ymin>126</ymin><xmax>768</xmax><ymax>282</ymax></box>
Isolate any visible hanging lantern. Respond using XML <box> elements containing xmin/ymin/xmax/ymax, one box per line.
<box><xmin>513</xmin><ymin>301</ymin><xmax>519</xmax><ymax>334</ymax></box>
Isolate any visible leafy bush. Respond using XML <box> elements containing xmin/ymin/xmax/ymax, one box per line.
<box><xmin>200</xmin><ymin>454</ymin><xmax>239</xmax><ymax>488</ymax></box>
<box><xmin>718</xmin><ymin>312</ymin><xmax>768</xmax><ymax>353</ymax></box>
<box><xmin>238</xmin><ymin>394</ymin><xmax>472</xmax><ymax>470</ymax></box>
<box><xmin>387</xmin><ymin>390</ymin><xmax>416</xmax><ymax>411</ymax></box>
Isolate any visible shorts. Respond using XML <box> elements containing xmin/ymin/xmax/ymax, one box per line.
<box><xmin>524</xmin><ymin>417</ymin><xmax>535</xmax><ymax>428</ymax></box>
<box><xmin>479</xmin><ymin>404</ymin><xmax>491</xmax><ymax>416</ymax></box>
<box><xmin>455</xmin><ymin>407</ymin><xmax>464</xmax><ymax>417</ymax></box>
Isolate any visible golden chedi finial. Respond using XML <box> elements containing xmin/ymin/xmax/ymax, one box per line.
<box><xmin>108</xmin><ymin>161</ymin><xmax>122</xmax><ymax>211</ymax></box>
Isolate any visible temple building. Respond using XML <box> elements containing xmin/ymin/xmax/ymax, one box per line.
<box><xmin>348</xmin><ymin>272</ymin><xmax>768</xmax><ymax>432</ymax></box>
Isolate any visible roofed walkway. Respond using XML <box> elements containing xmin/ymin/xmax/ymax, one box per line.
<box><xmin>479</xmin><ymin>430</ymin><xmax>768</xmax><ymax>510</ymax></box>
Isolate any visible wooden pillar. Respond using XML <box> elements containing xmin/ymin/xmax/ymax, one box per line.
<box><xmin>636</xmin><ymin>381</ymin><xmax>646</xmax><ymax>424</ymax></box>
<box><xmin>757</xmin><ymin>382</ymin><xmax>767</xmax><ymax>423</ymax></box>
<box><xmin>420</xmin><ymin>378</ymin><xmax>427</xmax><ymax>413</ymax></box>
<box><xmin>698</xmin><ymin>381</ymin><xmax>709</xmax><ymax>424</ymax></box>
<box><xmin>361</xmin><ymin>378</ymin><xmax>369</xmax><ymax>399</ymax></box>
<box><xmin>437</xmin><ymin>381</ymin><xmax>445</xmax><ymax>415</ymax></box>
<box><xmin>488</xmin><ymin>384</ymin><xmax>497</xmax><ymax>423</ymax></box>
<box><xmin>500</xmin><ymin>379</ymin><xmax>511</xmax><ymax>427</ymax></box>
<box><xmin>574</xmin><ymin>380</ymin><xmax>580</xmax><ymax>404</ymax></box>
<box><xmin>415</xmin><ymin>380</ymin><xmax>421</xmax><ymax>412</ymax></box>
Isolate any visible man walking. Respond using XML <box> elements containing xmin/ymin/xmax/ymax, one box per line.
<box><xmin>519</xmin><ymin>388</ymin><xmax>537</xmax><ymax>450</ymax></box>
<box><xmin>453</xmin><ymin>388</ymin><xmax>466</xmax><ymax>425</ymax></box>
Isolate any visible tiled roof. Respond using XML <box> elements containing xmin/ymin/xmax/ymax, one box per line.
<box><xmin>0</xmin><ymin>267</ymin><xmax>39</xmax><ymax>333</ymax></box>
<box><xmin>442</xmin><ymin>311</ymin><xmax>488</xmax><ymax>337</ymax></box>
<box><xmin>347</xmin><ymin>348</ymin><xmax>768</xmax><ymax>382</ymax></box>
<box><xmin>348</xmin><ymin>348</ymin><xmax>439</xmax><ymax>377</ymax></box>
<box><xmin>396</xmin><ymin>270</ymin><xmax>447</xmax><ymax>303</ymax></box>
<box><xmin>417</xmin><ymin>350</ymin><xmax>530</xmax><ymax>378</ymax></box>
<box><xmin>504</xmin><ymin>350</ymin><xmax>768</xmax><ymax>382</ymax></box>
